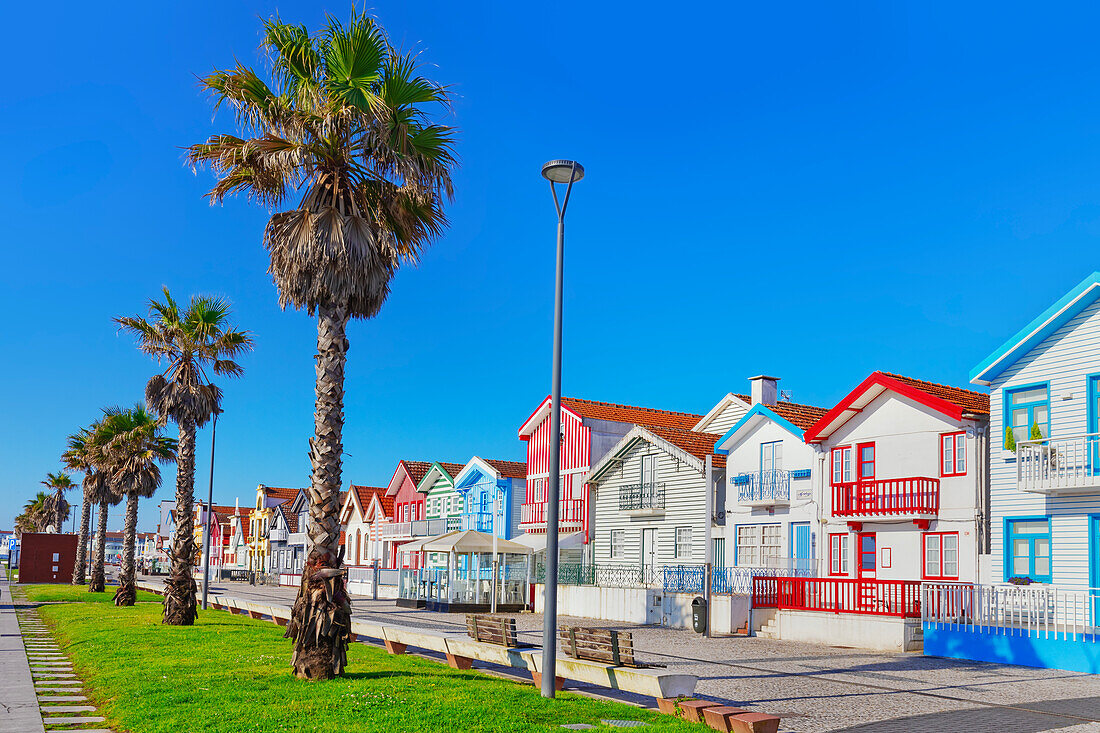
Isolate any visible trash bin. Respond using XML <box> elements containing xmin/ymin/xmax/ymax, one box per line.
<box><xmin>691</xmin><ymin>596</ymin><xmax>707</xmax><ymax>634</ymax></box>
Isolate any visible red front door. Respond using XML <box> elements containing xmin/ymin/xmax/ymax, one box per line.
<box><xmin>857</xmin><ymin>532</ymin><xmax>877</xmax><ymax>579</ymax></box>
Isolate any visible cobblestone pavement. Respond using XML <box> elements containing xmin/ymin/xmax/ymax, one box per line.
<box><xmin>151</xmin><ymin>577</ymin><xmax>1100</xmax><ymax>733</ymax></box>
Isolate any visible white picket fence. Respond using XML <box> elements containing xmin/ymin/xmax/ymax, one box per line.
<box><xmin>922</xmin><ymin>582</ymin><xmax>1099</xmax><ymax>641</ymax></box>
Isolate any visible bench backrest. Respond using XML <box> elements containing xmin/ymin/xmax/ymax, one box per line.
<box><xmin>465</xmin><ymin>614</ymin><xmax>519</xmax><ymax>647</ymax></box>
<box><xmin>558</xmin><ymin>625</ymin><xmax>637</xmax><ymax>667</ymax></box>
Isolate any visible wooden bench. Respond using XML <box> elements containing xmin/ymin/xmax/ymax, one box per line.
<box><xmin>559</xmin><ymin>625</ymin><xmax>653</xmax><ymax>668</ymax></box>
<box><xmin>465</xmin><ymin>614</ymin><xmax>521</xmax><ymax>648</ymax></box>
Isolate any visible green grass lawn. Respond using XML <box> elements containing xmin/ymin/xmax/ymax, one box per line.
<box><xmin>37</xmin><ymin>602</ymin><xmax>697</xmax><ymax>733</ymax></box>
<box><xmin>21</xmin><ymin>583</ymin><xmax>162</xmax><ymax>603</ymax></box>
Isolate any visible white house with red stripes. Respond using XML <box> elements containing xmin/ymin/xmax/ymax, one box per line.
<box><xmin>517</xmin><ymin>397</ymin><xmax>706</xmax><ymax>563</ymax></box>
<box><xmin>803</xmin><ymin>372</ymin><xmax>990</xmax><ymax>584</ymax></box>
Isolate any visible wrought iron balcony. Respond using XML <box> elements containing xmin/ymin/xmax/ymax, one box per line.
<box><xmin>735</xmin><ymin>470</ymin><xmax>791</xmax><ymax>506</ymax></box>
<box><xmin>1017</xmin><ymin>433</ymin><xmax>1100</xmax><ymax>494</ymax></box>
<box><xmin>618</xmin><ymin>483</ymin><xmax>666</xmax><ymax>512</ymax></box>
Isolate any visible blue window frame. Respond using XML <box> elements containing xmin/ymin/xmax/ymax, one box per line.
<box><xmin>1004</xmin><ymin>382</ymin><xmax>1050</xmax><ymax>443</ymax></box>
<box><xmin>1004</xmin><ymin>516</ymin><xmax>1052</xmax><ymax>583</ymax></box>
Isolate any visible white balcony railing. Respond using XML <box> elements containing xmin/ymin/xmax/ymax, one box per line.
<box><xmin>382</xmin><ymin>522</ymin><xmax>411</xmax><ymax>539</ymax></box>
<box><xmin>1017</xmin><ymin>433</ymin><xmax>1100</xmax><ymax>494</ymax></box>
<box><xmin>268</xmin><ymin>528</ymin><xmax>289</xmax><ymax>542</ymax></box>
<box><xmin>923</xmin><ymin>582</ymin><xmax>1099</xmax><ymax>639</ymax></box>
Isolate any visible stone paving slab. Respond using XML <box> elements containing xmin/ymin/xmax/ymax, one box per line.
<box><xmin>38</xmin><ymin>696</ymin><xmax>88</xmax><ymax>702</ymax></box>
<box><xmin>39</xmin><ymin>705</ymin><xmax>96</xmax><ymax>713</ymax></box>
<box><xmin>41</xmin><ymin>715</ymin><xmax>106</xmax><ymax>724</ymax></box>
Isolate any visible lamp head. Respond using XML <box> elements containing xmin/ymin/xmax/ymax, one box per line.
<box><xmin>541</xmin><ymin>160</ymin><xmax>585</xmax><ymax>184</ymax></box>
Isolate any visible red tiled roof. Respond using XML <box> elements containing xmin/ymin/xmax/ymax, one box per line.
<box><xmin>562</xmin><ymin>397</ymin><xmax>703</xmax><ymax>431</ymax></box>
<box><xmin>261</xmin><ymin>486</ymin><xmax>300</xmax><ymax>502</ymax></box>
<box><xmin>647</xmin><ymin>427</ymin><xmax>727</xmax><ymax>469</ymax></box>
<box><xmin>437</xmin><ymin>462</ymin><xmax>466</xmax><ymax>481</ymax></box>
<box><xmin>401</xmin><ymin>461</ymin><xmax>432</xmax><ymax>486</ymax></box>
<box><xmin>482</xmin><ymin>459</ymin><xmax>527</xmax><ymax>479</ymax></box>
<box><xmin>880</xmin><ymin>373</ymin><xmax>990</xmax><ymax>414</ymax></box>
<box><xmin>351</xmin><ymin>485</ymin><xmax>388</xmax><ymax>515</ymax></box>
<box><xmin>769</xmin><ymin>401</ymin><xmax>831</xmax><ymax>430</ymax></box>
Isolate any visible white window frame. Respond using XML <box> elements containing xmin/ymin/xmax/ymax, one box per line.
<box><xmin>610</xmin><ymin>530</ymin><xmax>625</xmax><ymax>559</ymax></box>
<box><xmin>674</xmin><ymin>527</ymin><xmax>693</xmax><ymax>558</ymax></box>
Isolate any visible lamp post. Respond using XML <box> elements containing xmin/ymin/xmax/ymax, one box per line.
<box><xmin>539</xmin><ymin>158</ymin><xmax>584</xmax><ymax>699</ymax></box>
<box><xmin>201</xmin><ymin>412</ymin><xmax>219</xmax><ymax>610</ymax></box>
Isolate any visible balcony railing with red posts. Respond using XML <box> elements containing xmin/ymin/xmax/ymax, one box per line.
<box><xmin>831</xmin><ymin>477</ymin><xmax>939</xmax><ymax>517</ymax></box>
<box><xmin>520</xmin><ymin>498</ymin><xmax>585</xmax><ymax>527</ymax></box>
<box><xmin>752</xmin><ymin>576</ymin><xmax>922</xmax><ymax>618</ymax></box>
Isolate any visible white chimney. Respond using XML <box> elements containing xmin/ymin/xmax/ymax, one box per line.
<box><xmin>749</xmin><ymin>375</ymin><xmax>780</xmax><ymax>406</ymax></box>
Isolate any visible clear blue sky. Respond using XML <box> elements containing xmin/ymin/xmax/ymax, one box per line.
<box><xmin>2</xmin><ymin>1</ymin><xmax>1097</xmax><ymax>533</ymax></box>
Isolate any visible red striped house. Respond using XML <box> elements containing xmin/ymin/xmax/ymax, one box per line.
<box><xmin>517</xmin><ymin>396</ymin><xmax>703</xmax><ymax>560</ymax></box>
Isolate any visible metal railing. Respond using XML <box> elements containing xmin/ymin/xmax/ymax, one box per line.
<box><xmin>922</xmin><ymin>582</ymin><xmax>1098</xmax><ymax>640</ymax></box>
<box><xmin>618</xmin><ymin>483</ymin><xmax>666</xmax><ymax>511</ymax></box>
<box><xmin>1017</xmin><ymin>433</ymin><xmax>1100</xmax><ymax>493</ymax></box>
<box><xmin>736</xmin><ymin>470</ymin><xmax>790</xmax><ymax>504</ymax></box>
<box><xmin>831</xmin><ymin>477</ymin><xmax>939</xmax><ymax>517</ymax></box>
<box><xmin>533</xmin><ymin>562</ymin><xmax>661</xmax><ymax>588</ymax></box>
<box><xmin>381</xmin><ymin>518</ymin><xmax>453</xmax><ymax>539</ymax></box>
<box><xmin>459</xmin><ymin>511</ymin><xmax>494</xmax><ymax>533</ymax></box>
<box><xmin>752</xmin><ymin>576</ymin><xmax>922</xmax><ymax>617</ymax></box>
<box><xmin>663</xmin><ymin>564</ymin><xmax>816</xmax><ymax>595</ymax></box>
<box><xmin>520</xmin><ymin>498</ymin><xmax>585</xmax><ymax>526</ymax></box>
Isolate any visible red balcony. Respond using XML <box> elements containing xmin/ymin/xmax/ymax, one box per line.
<box><xmin>520</xmin><ymin>498</ymin><xmax>585</xmax><ymax>528</ymax></box>
<box><xmin>831</xmin><ymin>477</ymin><xmax>939</xmax><ymax>521</ymax></box>
<box><xmin>752</xmin><ymin>576</ymin><xmax>921</xmax><ymax>618</ymax></box>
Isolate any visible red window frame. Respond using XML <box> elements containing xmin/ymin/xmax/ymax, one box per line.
<box><xmin>922</xmin><ymin>531</ymin><xmax>960</xmax><ymax>580</ymax></box>
<box><xmin>828</xmin><ymin>533</ymin><xmax>849</xmax><ymax>576</ymax></box>
<box><xmin>831</xmin><ymin>446</ymin><xmax>853</xmax><ymax>485</ymax></box>
<box><xmin>856</xmin><ymin>442</ymin><xmax>876</xmax><ymax>481</ymax></box>
<box><xmin>940</xmin><ymin>432</ymin><xmax>967</xmax><ymax>477</ymax></box>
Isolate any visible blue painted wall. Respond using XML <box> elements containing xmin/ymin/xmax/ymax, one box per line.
<box><xmin>454</xmin><ymin>467</ymin><xmax>520</xmax><ymax>540</ymax></box>
<box><xmin>924</xmin><ymin>624</ymin><xmax>1100</xmax><ymax>674</ymax></box>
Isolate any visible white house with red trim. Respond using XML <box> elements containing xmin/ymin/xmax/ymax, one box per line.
<box><xmin>714</xmin><ymin>377</ymin><xmax>829</xmax><ymax>576</ymax></box>
<box><xmin>803</xmin><ymin>372</ymin><xmax>990</xmax><ymax>584</ymax></box>
<box><xmin>517</xmin><ymin>396</ymin><xmax>707</xmax><ymax>563</ymax></box>
<box><xmin>340</xmin><ymin>484</ymin><xmax>391</xmax><ymax>567</ymax></box>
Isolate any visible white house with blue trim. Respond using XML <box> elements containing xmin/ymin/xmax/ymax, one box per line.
<box><xmin>714</xmin><ymin>376</ymin><xmax>828</xmax><ymax>575</ymax></box>
<box><xmin>970</xmin><ymin>272</ymin><xmax>1100</xmax><ymax>590</ymax></box>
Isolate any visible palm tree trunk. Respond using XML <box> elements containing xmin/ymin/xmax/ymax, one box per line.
<box><xmin>163</xmin><ymin>416</ymin><xmax>198</xmax><ymax>625</ymax></box>
<box><xmin>55</xmin><ymin>489</ymin><xmax>65</xmax><ymax>534</ymax></box>
<box><xmin>286</xmin><ymin>305</ymin><xmax>352</xmax><ymax>679</ymax></box>
<box><xmin>72</xmin><ymin>488</ymin><xmax>91</xmax><ymax>585</ymax></box>
<box><xmin>89</xmin><ymin>502</ymin><xmax>108</xmax><ymax>593</ymax></box>
<box><xmin>114</xmin><ymin>492</ymin><xmax>139</xmax><ymax>606</ymax></box>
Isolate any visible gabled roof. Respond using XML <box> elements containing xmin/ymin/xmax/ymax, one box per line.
<box><xmin>691</xmin><ymin>393</ymin><xmax>753</xmax><ymax>433</ymax></box>
<box><xmin>587</xmin><ymin>425</ymin><xmax>725</xmax><ymax>484</ymax></box>
<box><xmin>803</xmin><ymin>371</ymin><xmax>990</xmax><ymax>443</ymax></box>
<box><xmin>715</xmin><ymin>401</ymin><xmax>830</xmax><ymax>454</ymax></box>
<box><xmin>341</xmin><ymin>484</ymin><xmax>388</xmax><ymax>522</ymax></box>
<box><xmin>259</xmin><ymin>485</ymin><xmax>300</xmax><ymax>502</ymax></box>
<box><xmin>518</xmin><ymin>396</ymin><xmax>703</xmax><ymax>438</ymax></box>
<box><xmin>971</xmin><ymin>272</ymin><xmax>1100</xmax><ymax>386</ymax></box>
<box><xmin>453</xmin><ymin>457</ymin><xmax>527</xmax><ymax>490</ymax></box>
<box><xmin>416</xmin><ymin>461</ymin><xmax>466</xmax><ymax>493</ymax></box>
<box><xmin>386</xmin><ymin>460</ymin><xmax>432</xmax><ymax>495</ymax></box>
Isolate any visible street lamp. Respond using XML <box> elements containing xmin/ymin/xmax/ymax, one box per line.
<box><xmin>539</xmin><ymin>158</ymin><xmax>584</xmax><ymax>699</ymax></box>
<box><xmin>201</xmin><ymin>411</ymin><xmax>220</xmax><ymax>610</ymax></box>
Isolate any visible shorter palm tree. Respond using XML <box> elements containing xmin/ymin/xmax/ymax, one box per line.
<box><xmin>63</xmin><ymin>427</ymin><xmax>98</xmax><ymax>584</ymax></box>
<box><xmin>96</xmin><ymin>406</ymin><xmax>176</xmax><ymax>606</ymax></box>
<box><xmin>23</xmin><ymin>491</ymin><xmax>62</xmax><ymax>532</ymax></box>
<box><xmin>41</xmin><ymin>471</ymin><xmax>77</xmax><ymax>533</ymax></box>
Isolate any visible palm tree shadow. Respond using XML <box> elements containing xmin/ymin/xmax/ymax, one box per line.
<box><xmin>340</xmin><ymin>671</ymin><xmax>416</xmax><ymax>681</ymax></box>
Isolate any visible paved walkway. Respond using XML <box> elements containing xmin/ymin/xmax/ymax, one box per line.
<box><xmin>160</xmin><ymin>576</ymin><xmax>1100</xmax><ymax>733</ymax></box>
<box><xmin>0</xmin><ymin>577</ymin><xmax>45</xmax><ymax>733</ymax></box>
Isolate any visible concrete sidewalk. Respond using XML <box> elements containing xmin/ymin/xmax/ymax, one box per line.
<box><xmin>0</xmin><ymin>578</ymin><xmax>45</xmax><ymax>733</ymax></box>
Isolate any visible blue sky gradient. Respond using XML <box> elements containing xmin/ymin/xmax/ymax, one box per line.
<box><xmin>2</xmin><ymin>1</ymin><xmax>1098</xmax><ymax>532</ymax></box>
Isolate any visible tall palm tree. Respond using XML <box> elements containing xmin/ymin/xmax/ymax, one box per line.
<box><xmin>63</xmin><ymin>426</ymin><xmax>99</xmax><ymax>584</ymax></box>
<box><xmin>188</xmin><ymin>12</ymin><xmax>455</xmax><ymax>678</ymax></box>
<box><xmin>116</xmin><ymin>288</ymin><xmax>251</xmax><ymax>624</ymax></box>
<box><xmin>41</xmin><ymin>471</ymin><xmax>77</xmax><ymax>533</ymax></box>
<box><xmin>94</xmin><ymin>406</ymin><xmax>176</xmax><ymax>606</ymax></box>
<box><xmin>86</xmin><ymin>477</ymin><xmax>121</xmax><ymax>593</ymax></box>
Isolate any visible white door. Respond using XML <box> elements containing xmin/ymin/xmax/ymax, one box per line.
<box><xmin>641</xmin><ymin>528</ymin><xmax>658</xmax><ymax>580</ymax></box>
<box><xmin>641</xmin><ymin>455</ymin><xmax>657</xmax><ymax>503</ymax></box>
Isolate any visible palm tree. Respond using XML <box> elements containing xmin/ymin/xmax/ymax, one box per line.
<box><xmin>41</xmin><ymin>471</ymin><xmax>77</xmax><ymax>533</ymax></box>
<box><xmin>94</xmin><ymin>406</ymin><xmax>176</xmax><ymax>606</ymax></box>
<box><xmin>63</xmin><ymin>426</ymin><xmax>100</xmax><ymax>584</ymax></box>
<box><xmin>116</xmin><ymin>289</ymin><xmax>251</xmax><ymax>624</ymax></box>
<box><xmin>86</xmin><ymin>476</ymin><xmax>121</xmax><ymax>593</ymax></box>
<box><xmin>23</xmin><ymin>491</ymin><xmax>61</xmax><ymax>532</ymax></box>
<box><xmin>188</xmin><ymin>12</ymin><xmax>456</xmax><ymax>678</ymax></box>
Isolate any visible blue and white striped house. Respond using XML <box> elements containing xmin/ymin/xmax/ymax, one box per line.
<box><xmin>970</xmin><ymin>272</ymin><xmax>1100</xmax><ymax>590</ymax></box>
<box><xmin>452</xmin><ymin>457</ymin><xmax>526</xmax><ymax>539</ymax></box>
<box><xmin>923</xmin><ymin>273</ymin><xmax>1100</xmax><ymax>675</ymax></box>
